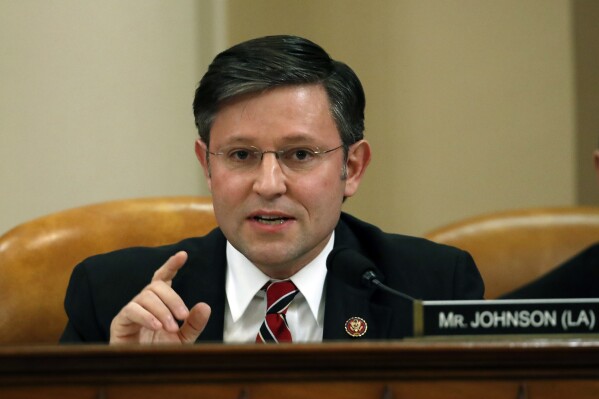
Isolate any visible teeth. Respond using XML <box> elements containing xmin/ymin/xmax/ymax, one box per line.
<box><xmin>254</xmin><ymin>216</ymin><xmax>287</xmax><ymax>225</ymax></box>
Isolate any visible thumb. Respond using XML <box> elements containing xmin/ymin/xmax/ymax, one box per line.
<box><xmin>178</xmin><ymin>302</ymin><xmax>211</xmax><ymax>344</ymax></box>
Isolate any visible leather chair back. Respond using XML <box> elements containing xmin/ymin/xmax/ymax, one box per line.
<box><xmin>0</xmin><ymin>196</ymin><xmax>217</xmax><ymax>345</ymax></box>
<box><xmin>425</xmin><ymin>207</ymin><xmax>599</xmax><ymax>299</ymax></box>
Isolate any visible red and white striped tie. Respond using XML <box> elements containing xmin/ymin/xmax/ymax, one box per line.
<box><xmin>256</xmin><ymin>280</ymin><xmax>299</xmax><ymax>343</ymax></box>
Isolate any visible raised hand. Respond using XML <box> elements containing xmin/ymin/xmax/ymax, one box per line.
<box><xmin>109</xmin><ymin>251</ymin><xmax>211</xmax><ymax>344</ymax></box>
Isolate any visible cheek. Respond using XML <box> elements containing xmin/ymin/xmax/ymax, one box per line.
<box><xmin>295</xmin><ymin>169</ymin><xmax>346</xmax><ymax>205</ymax></box>
<box><xmin>209</xmin><ymin>173</ymin><xmax>246</xmax><ymax>228</ymax></box>
<box><xmin>209</xmin><ymin>170</ymin><xmax>247</xmax><ymax>203</ymax></box>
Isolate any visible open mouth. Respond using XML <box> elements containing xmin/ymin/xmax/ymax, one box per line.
<box><xmin>252</xmin><ymin>215</ymin><xmax>290</xmax><ymax>225</ymax></box>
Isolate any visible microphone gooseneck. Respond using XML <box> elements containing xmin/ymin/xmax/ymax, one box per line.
<box><xmin>326</xmin><ymin>247</ymin><xmax>416</xmax><ymax>301</ymax></box>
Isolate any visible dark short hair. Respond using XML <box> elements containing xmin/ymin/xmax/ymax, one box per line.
<box><xmin>192</xmin><ymin>35</ymin><xmax>365</xmax><ymax>149</ymax></box>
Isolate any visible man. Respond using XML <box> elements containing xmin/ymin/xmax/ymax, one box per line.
<box><xmin>60</xmin><ymin>35</ymin><xmax>484</xmax><ymax>344</ymax></box>
<box><xmin>502</xmin><ymin>148</ymin><xmax>599</xmax><ymax>299</ymax></box>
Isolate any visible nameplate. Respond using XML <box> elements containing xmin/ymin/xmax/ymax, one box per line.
<box><xmin>413</xmin><ymin>299</ymin><xmax>599</xmax><ymax>337</ymax></box>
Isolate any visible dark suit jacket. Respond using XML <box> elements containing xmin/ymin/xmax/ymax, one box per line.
<box><xmin>60</xmin><ymin>213</ymin><xmax>484</xmax><ymax>343</ymax></box>
<box><xmin>501</xmin><ymin>243</ymin><xmax>599</xmax><ymax>299</ymax></box>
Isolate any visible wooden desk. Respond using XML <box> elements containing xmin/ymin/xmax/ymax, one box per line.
<box><xmin>1</xmin><ymin>339</ymin><xmax>599</xmax><ymax>398</ymax></box>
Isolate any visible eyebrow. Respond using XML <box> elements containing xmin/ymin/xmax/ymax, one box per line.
<box><xmin>218</xmin><ymin>133</ymin><xmax>326</xmax><ymax>147</ymax></box>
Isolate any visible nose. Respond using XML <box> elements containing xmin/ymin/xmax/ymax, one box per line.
<box><xmin>252</xmin><ymin>152</ymin><xmax>287</xmax><ymax>198</ymax></box>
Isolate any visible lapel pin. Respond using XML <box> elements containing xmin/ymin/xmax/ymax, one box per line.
<box><xmin>345</xmin><ymin>317</ymin><xmax>367</xmax><ymax>337</ymax></box>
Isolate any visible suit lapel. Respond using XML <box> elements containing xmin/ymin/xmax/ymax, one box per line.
<box><xmin>323</xmin><ymin>274</ymin><xmax>393</xmax><ymax>341</ymax></box>
<box><xmin>323</xmin><ymin>215</ymin><xmax>398</xmax><ymax>341</ymax></box>
<box><xmin>172</xmin><ymin>230</ymin><xmax>228</xmax><ymax>342</ymax></box>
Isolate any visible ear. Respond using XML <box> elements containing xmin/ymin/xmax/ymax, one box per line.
<box><xmin>343</xmin><ymin>140</ymin><xmax>371</xmax><ymax>198</ymax></box>
<box><xmin>195</xmin><ymin>139</ymin><xmax>212</xmax><ymax>191</ymax></box>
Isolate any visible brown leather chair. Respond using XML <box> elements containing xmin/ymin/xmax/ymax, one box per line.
<box><xmin>425</xmin><ymin>207</ymin><xmax>599</xmax><ymax>299</ymax></box>
<box><xmin>0</xmin><ymin>196</ymin><xmax>217</xmax><ymax>345</ymax></box>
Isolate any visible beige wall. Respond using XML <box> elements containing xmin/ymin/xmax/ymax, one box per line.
<box><xmin>573</xmin><ymin>0</ymin><xmax>599</xmax><ymax>205</ymax></box>
<box><xmin>0</xmin><ymin>0</ymin><xmax>219</xmax><ymax>235</ymax></box>
<box><xmin>1</xmin><ymin>0</ymin><xmax>591</xmax><ymax>237</ymax></box>
<box><xmin>227</xmin><ymin>0</ymin><xmax>578</xmax><ymax>235</ymax></box>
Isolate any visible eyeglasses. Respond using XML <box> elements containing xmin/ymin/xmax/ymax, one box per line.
<box><xmin>206</xmin><ymin>144</ymin><xmax>345</xmax><ymax>173</ymax></box>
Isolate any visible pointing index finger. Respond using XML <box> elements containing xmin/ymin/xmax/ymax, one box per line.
<box><xmin>152</xmin><ymin>251</ymin><xmax>188</xmax><ymax>283</ymax></box>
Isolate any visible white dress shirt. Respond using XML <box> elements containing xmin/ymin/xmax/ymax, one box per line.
<box><xmin>223</xmin><ymin>233</ymin><xmax>333</xmax><ymax>343</ymax></box>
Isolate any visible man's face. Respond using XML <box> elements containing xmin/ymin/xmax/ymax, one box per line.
<box><xmin>195</xmin><ymin>84</ymin><xmax>370</xmax><ymax>278</ymax></box>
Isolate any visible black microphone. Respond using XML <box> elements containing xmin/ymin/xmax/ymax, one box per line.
<box><xmin>326</xmin><ymin>247</ymin><xmax>416</xmax><ymax>302</ymax></box>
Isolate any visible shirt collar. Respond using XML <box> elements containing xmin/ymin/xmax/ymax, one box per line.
<box><xmin>225</xmin><ymin>233</ymin><xmax>334</xmax><ymax>324</ymax></box>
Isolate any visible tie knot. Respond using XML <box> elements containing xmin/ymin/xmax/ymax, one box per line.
<box><xmin>265</xmin><ymin>280</ymin><xmax>298</xmax><ymax>314</ymax></box>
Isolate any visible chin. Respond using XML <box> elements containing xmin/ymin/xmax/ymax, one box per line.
<box><xmin>247</xmin><ymin>251</ymin><xmax>299</xmax><ymax>275</ymax></box>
